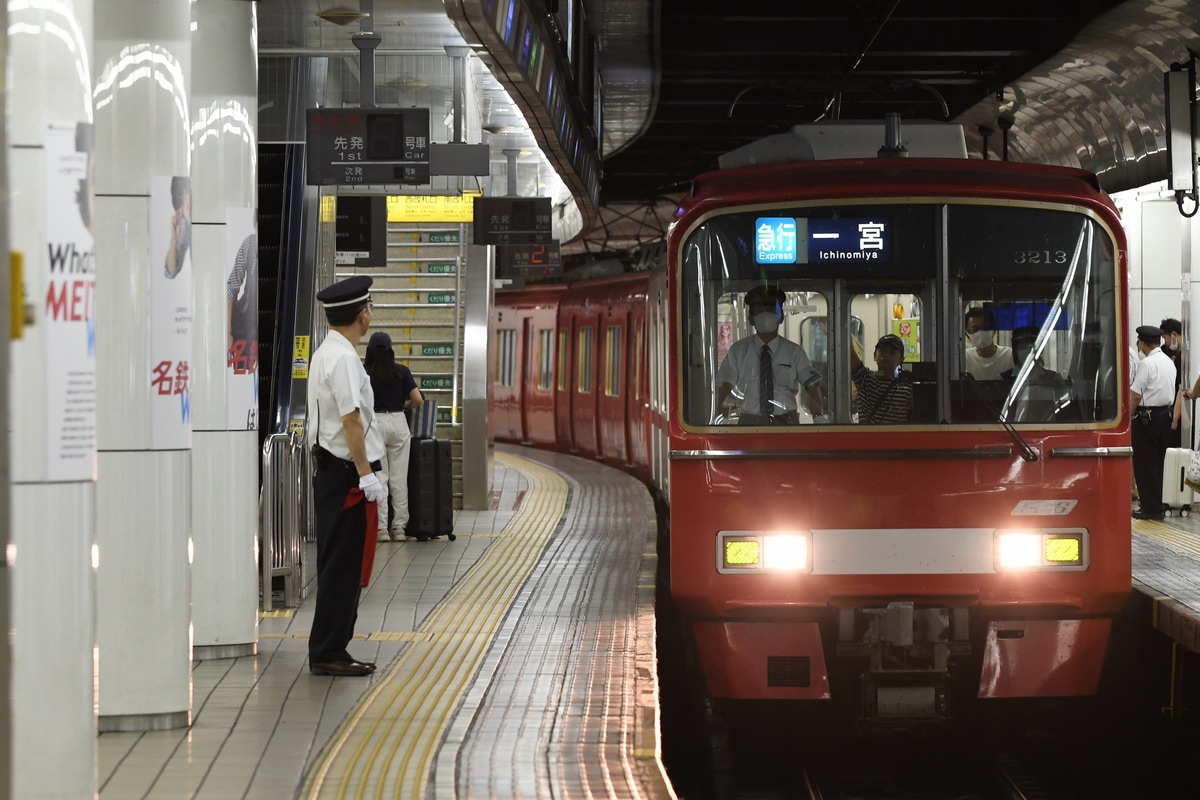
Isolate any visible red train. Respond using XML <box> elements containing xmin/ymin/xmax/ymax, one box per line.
<box><xmin>491</xmin><ymin>121</ymin><xmax>1131</xmax><ymax>724</ymax></box>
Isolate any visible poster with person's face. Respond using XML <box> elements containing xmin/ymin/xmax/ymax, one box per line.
<box><xmin>225</xmin><ymin>208</ymin><xmax>258</xmax><ymax>430</ymax></box>
<box><xmin>149</xmin><ymin>175</ymin><xmax>193</xmax><ymax>449</ymax></box>
<box><xmin>43</xmin><ymin>121</ymin><xmax>97</xmax><ymax>480</ymax></box>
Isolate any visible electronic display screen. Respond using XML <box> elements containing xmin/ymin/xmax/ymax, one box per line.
<box><xmin>755</xmin><ymin>217</ymin><xmax>891</xmax><ymax>264</ymax></box>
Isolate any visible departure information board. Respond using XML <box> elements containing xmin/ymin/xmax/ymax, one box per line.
<box><xmin>306</xmin><ymin>108</ymin><xmax>430</xmax><ymax>186</ymax></box>
<box><xmin>496</xmin><ymin>240</ymin><xmax>562</xmax><ymax>277</ymax></box>
<box><xmin>472</xmin><ymin>196</ymin><xmax>552</xmax><ymax>245</ymax></box>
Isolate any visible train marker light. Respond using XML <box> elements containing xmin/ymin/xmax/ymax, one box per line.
<box><xmin>718</xmin><ymin>531</ymin><xmax>812</xmax><ymax>573</ymax></box>
<box><xmin>995</xmin><ymin>530</ymin><xmax>1087</xmax><ymax>570</ymax></box>
<box><xmin>1044</xmin><ymin>535</ymin><xmax>1082</xmax><ymax>565</ymax></box>
<box><xmin>724</xmin><ymin>539</ymin><xmax>760</xmax><ymax>566</ymax></box>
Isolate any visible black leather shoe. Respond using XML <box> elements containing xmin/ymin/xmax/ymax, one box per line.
<box><xmin>310</xmin><ymin>660</ymin><xmax>374</xmax><ymax>676</ymax></box>
<box><xmin>1132</xmin><ymin>509</ymin><xmax>1164</xmax><ymax>521</ymax></box>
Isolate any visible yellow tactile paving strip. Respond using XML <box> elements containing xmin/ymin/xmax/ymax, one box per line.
<box><xmin>1133</xmin><ymin>517</ymin><xmax>1200</xmax><ymax>558</ymax></box>
<box><xmin>301</xmin><ymin>451</ymin><xmax>568</xmax><ymax>800</ymax></box>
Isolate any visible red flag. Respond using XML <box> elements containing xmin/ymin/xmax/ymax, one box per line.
<box><xmin>342</xmin><ymin>487</ymin><xmax>379</xmax><ymax>588</ymax></box>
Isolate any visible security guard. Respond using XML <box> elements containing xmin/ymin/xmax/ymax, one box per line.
<box><xmin>1130</xmin><ymin>324</ymin><xmax>1177</xmax><ymax>520</ymax></box>
<box><xmin>306</xmin><ymin>275</ymin><xmax>386</xmax><ymax>676</ymax></box>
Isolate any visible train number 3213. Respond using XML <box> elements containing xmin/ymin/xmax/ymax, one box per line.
<box><xmin>1014</xmin><ymin>249</ymin><xmax>1068</xmax><ymax>264</ymax></box>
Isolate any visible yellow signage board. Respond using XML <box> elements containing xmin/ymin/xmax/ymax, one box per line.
<box><xmin>387</xmin><ymin>192</ymin><xmax>479</xmax><ymax>223</ymax></box>
<box><xmin>292</xmin><ymin>335</ymin><xmax>310</xmax><ymax>379</ymax></box>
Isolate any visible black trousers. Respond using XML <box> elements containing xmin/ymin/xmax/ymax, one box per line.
<box><xmin>1132</xmin><ymin>407</ymin><xmax>1172</xmax><ymax>515</ymax></box>
<box><xmin>309</xmin><ymin>462</ymin><xmax>367</xmax><ymax>664</ymax></box>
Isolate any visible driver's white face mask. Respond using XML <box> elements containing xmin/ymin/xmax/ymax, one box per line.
<box><xmin>753</xmin><ymin>311</ymin><xmax>779</xmax><ymax>334</ymax></box>
<box><xmin>968</xmin><ymin>329</ymin><xmax>993</xmax><ymax>349</ymax></box>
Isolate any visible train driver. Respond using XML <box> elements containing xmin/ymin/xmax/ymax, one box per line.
<box><xmin>716</xmin><ymin>284</ymin><xmax>827</xmax><ymax>424</ymax></box>
<box><xmin>964</xmin><ymin>306</ymin><xmax>1014</xmax><ymax>380</ymax></box>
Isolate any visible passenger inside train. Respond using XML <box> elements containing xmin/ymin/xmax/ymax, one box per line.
<box><xmin>998</xmin><ymin>324</ymin><xmax>1076</xmax><ymax>422</ymax></box>
<box><xmin>849</xmin><ymin>333</ymin><xmax>913</xmax><ymax>423</ymax></box>
<box><xmin>963</xmin><ymin>306</ymin><xmax>1014</xmax><ymax>379</ymax></box>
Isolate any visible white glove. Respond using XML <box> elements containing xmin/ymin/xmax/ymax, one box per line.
<box><xmin>812</xmin><ymin>414</ymin><xmax>831</xmax><ymax>425</ymax></box>
<box><xmin>359</xmin><ymin>472</ymin><xmax>387</xmax><ymax>504</ymax></box>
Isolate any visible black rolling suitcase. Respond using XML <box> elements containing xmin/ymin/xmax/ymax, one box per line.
<box><xmin>435</xmin><ymin>439</ymin><xmax>455</xmax><ymax>539</ymax></box>
<box><xmin>406</xmin><ymin>438</ymin><xmax>438</xmax><ymax>540</ymax></box>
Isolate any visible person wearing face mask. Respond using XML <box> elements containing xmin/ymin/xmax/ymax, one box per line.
<box><xmin>1159</xmin><ymin>318</ymin><xmax>1184</xmax><ymax>449</ymax></box>
<box><xmin>716</xmin><ymin>284</ymin><xmax>826</xmax><ymax>425</ymax></box>
<box><xmin>1130</xmin><ymin>325</ymin><xmax>1176</xmax><ymax>521</ymax></box>
<box><xmin>850</xmin><ymin>333</ymin><xmax>913</xmax><ymax>423</ymax></box>
<box><xmin>999</xmin><ymin>326</ymin><xmax>1074</xmax><ymax>421</ymax></box>
<box><xmin>963</xmin><ymin>307</ymin><xmax>1014</xmax><ymax>380</ymax></box>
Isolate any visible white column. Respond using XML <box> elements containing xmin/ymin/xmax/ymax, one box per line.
<box><xmin>93</xmin><ymin>0</ymin><xmax>193</xmax><ymax>731</ymax></box>
<box><xmin>6</xmin><ymin>0</ymin><xmax>98</xmax><ymax>794</ymax></box>
<box><xmin>0</xmin><ymin>5</ymin><xmax>13</xmax><ymax>799</ymax></box>
<box><xmin>189</xmin><ymin>0</ymin><xmax>259</xmax><ymax>660</ymax></box>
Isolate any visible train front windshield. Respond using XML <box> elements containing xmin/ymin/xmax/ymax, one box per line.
<box><xmin>679</xmin><ymin>202</ymin><xmax>1120</xmax><ymax>428</ymax></box>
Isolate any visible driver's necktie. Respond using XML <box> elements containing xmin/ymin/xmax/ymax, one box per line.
<box><xmin>760</xmin><ymin>343</ymin><xmax>773</xmax><ymax>417</ymax></box>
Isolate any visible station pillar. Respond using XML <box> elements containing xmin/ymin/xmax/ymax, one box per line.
<box><xmin>93</xmin><ymin>0</ymin><xmax>194</xmax><ymax>731</ymax></box>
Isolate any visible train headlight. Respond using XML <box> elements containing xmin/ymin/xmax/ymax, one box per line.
<box><xmin>718</xmin><ymin>531</ymin><xmax>811</xmax><ymax>573</ymax></box>
<box><xmin>994</xmin><ymin>530</ymin><xmax>1087</xmax><ymax>570</ymax></box>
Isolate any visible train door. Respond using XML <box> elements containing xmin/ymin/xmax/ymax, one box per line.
<box><xmin>574</xmin><ymin>319</ymin><xmax>600</xmax><ymax>458</ymax></box>
<box><xmin>519</xmin><ymin>317</ymin><xmax>534</xmax><ymax>443</ymax></box>
<box><xmin>598</xmin><ymin>311</ymin><xmax>630</xmax><ymax>464</ymax></box>
<box><xmin>556</xmin><ymin>320</ymin><xmax>576</xmax><ymax>452</ymax></box>
<box><xmin>627</xmin><ymin>305</ymin><xmax>648</xmax><ymax>476</ymax></box>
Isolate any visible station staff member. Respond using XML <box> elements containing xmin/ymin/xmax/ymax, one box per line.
<box><xmin>306</xmin><ymin>275</ymin><xmax>387</xmax><ymax>676</ymax></box>
<box><xmin>716</xmin><ymin>284</ymin><xmax>826</xmax><ymax>424</ymax></box>
<box><xmin>1130</xmin><ymin>324</ymin><xmax>1177</xmax><ymax>521</ymax></box>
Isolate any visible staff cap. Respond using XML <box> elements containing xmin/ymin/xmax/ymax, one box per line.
<box><xmin>1136</xmin><ymin>325</ymin><xmax>1162</xmax><ymax>343</ymax></box>
<box><xmin>316</xmin><ymin>275</ymin><xmax>372</xmax><ymax>308</ymax></box>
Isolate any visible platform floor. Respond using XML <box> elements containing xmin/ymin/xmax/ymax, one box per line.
<box><xmin>1133</xmin><ymin>502</ymin><xmax>1200</xmax><ymax>653</ymax></box>
<box><xmin>97</xmin><ymin>445</ymin><xmax>675</xmax><ymax>799</ymax></box>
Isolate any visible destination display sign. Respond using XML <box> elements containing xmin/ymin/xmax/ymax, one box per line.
<box><xmin>496</xmin><ymin>240</ymin><xmax>562</xmax><ymax>277</ymax></box>
<box><xmin>472</xmin><ymin>196</ymin><xmax>552</xmax><ymax>245</ymax></box>
<box><xmin>755</xmin><ymin>217</ymin><xmax>890</xmax><ymax>264</ymax></box>
<box><xmin>306</xmin><ymin>108</ymin><xmax>430</xmax><ymax>186</ymax></box>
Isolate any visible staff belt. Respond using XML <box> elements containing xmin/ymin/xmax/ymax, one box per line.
<box><xmin>312</xmin><ymin>444</ymin><xmax>381</xmax><ymax>473</ymax></box>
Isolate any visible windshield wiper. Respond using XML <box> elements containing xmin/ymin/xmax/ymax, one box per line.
<box><xmin>962</xmin><ymin>373</ymin><xmax>1040</xmax><ymax>462</ymax></box>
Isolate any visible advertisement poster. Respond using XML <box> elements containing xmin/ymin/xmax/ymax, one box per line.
<box><xmin>149</xmin><ymin>175</ymin><xmax>193</xmax><ymax>449</ymax></box>
<box><xmin>892</xmin><ymin>318</ymin><xmax>921</xmax><ymax>362</ymax></box>
<box><xmin>43</xmin><ymin>121</ymin><xmax>97</xmax><ymax>480</ymax></box>
<box><xmin>225</xmin><ymin>208</ymin><xmax>257</xmax><ymax>430</ymax></box>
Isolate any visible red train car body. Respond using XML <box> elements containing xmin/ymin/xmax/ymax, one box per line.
<box><xmin>492</xmin><ymin>135</ymin><xmax>1131</xmax><ymax>723</ymax></box>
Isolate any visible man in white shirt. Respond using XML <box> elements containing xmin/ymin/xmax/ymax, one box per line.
<box><xmin>963</xmin><ymin>306</ymin><xmax>1013</xmax><ymax>380</ymax></box>
<box><xmin>1130</xmin><ymin>325</ymin><xmax>1178</xmax><ymax>520</ymax></box>
<box><xmin>306</xmin><ymin>275</ymin><xmax>387</xmax><ymax>676</ymax></box>
<box><xmin>716</xmin><ymin>284</ymin><xmax>826</xmax><ymax>425</ymax></box>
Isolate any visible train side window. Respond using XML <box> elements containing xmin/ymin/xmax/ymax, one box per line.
<box><xmin>538</xmin><ymin>329</ymin><xmax>554</xmax><ymax>390</ymax></box>
<box><xmin>496</xmin><ymin>328</ymin><xmax>516</xmax><ymax>387</ymax></box>
<box><xmin>605</xmin><ymin>325</ymin><xmax>622</xmax><ymax>396</ymax></box>
<box><xmin>578</xmin><ymin>326</ymin><xmax>595</xmax><ymax>393</ymax></box>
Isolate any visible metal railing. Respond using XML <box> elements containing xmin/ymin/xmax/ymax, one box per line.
<box><xmin>260</xmin><ymin>430</ymin><xmax>311</xmax><ymax>611</ymax></box>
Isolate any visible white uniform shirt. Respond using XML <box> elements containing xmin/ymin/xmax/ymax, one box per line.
<box><xmin>965</xmin><ymin>345</ymin><xmax>1014</xmax><ymax>380</ymax></box>
<box><xmin>716</xmin><ymin>334</ymin><xmax>821</xmax><ymax>414</ymax></box>
<box><xmin>1130</xmin><ymin>346</ymin><xmax>1176</xmax><ymax>407</ymax></box>
<box><xmin>306</xmin><ymin>329</ymin><xmax>384</xmax><ymax>461</ymax></box>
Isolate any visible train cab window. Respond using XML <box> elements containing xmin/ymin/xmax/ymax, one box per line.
<box><xmin>605</xmin><ymin>326</ymin><xmax>623</xmax><ymax>396</ymax></box>
<box><xmin>538</xmin><ymin>329</ymin><xmax>554</xmax><ymax>390</ymax></box>
<box><xmin>847</xmin><ymin>293</ymin><xmax>928</xmax><ymax>424</ymax></box>
<box><xmin>948</xmin><ymin>204</ymin><xmax>1118</xmax><ymax>424</ymax></box>
<box><xmin>578</xmin><ymin>326</ymin><xmax>595</xmax><ymax>393</ymax></box>
<box><xmin>496</xmin><ymin>328</ymin><xmax>516</xmax><ymax>387</ymax></box>
<box><xmin>677</xmin><ymin>200</ymin><xmax>1118</xmax><ymax>429</ymax></box>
